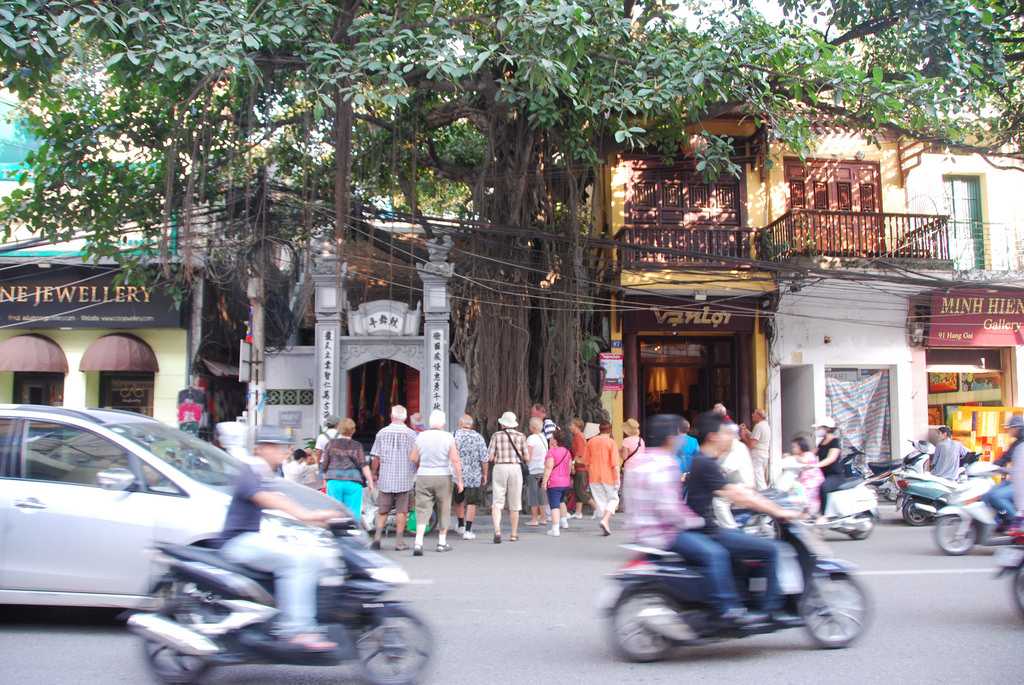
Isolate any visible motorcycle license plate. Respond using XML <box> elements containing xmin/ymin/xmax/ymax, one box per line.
<box><xmin>994</xmin><ymin>547</ymin><xmax>1024</xmax><ymax>568</ymax></box>
<box><xmin>596</xmin><ymin>584</ymin><xmax>622</xmax><ymax>611</ymax></box>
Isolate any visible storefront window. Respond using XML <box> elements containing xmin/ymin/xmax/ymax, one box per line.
<box><xmin>13</xmin><ymin>372</ymin><xmax>64</xmax><ymax>406</ymax></box>
<box><xmin>100</xmin><ymin>373</ymin><xmax>155</xmax><ymax>416</ymax></box>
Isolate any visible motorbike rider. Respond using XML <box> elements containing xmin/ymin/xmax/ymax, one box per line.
<box><xmin>683</xmin><ymin>411</ymin><xmax>803</xmax><ymax>627</ymax></box>
<box><xmin>984</xmin><ymin>415</ymin><xmax>1024</xmax><ymax>530</ymax></box>
<box><xmin>220</xmin><ymin>426</ymin><xmax>341</xmax><ymax>652</ymax></box>
<box><xmin>814</xmin><ymin>418</ymin><xmax>844</xmax><ymax>517</ymax></box>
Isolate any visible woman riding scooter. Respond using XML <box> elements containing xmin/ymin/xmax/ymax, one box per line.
<box><xmin>814</xmin><ymin>418</ymin><xmax>843</xmax><ymax>520</ymax></box>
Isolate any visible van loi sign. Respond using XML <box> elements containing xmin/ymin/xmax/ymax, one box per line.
<box><xmin>929</xmin><ymin>290</ymin><xmax>1024</xmax><ymax>347</ymax></box>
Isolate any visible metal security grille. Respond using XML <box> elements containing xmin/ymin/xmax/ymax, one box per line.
<box><xmin>944</xmin><ymin>176</ymin><xmax>985</xmax><ymax>270</ymax></box>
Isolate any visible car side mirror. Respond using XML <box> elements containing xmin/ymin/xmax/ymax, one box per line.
<box><xmin>96</xmin><ymin>467</ymin><xmax>137</xmax><ymax>491</ymax></box>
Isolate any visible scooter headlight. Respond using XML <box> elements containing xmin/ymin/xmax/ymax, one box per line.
<box><xmin>367</xmin><ymin>566</ymin><xmax>411</xmax><ymax>585</ymax></box>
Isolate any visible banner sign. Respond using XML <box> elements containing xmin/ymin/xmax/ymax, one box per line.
<box><xmin>600</xmin><ymin>352</ymin><xmax>624</xmax><ymax>391</ymax></box>
<box><xmin>0</xmin><ymin>267</ymin><xmax>179</xmax><ymax>329</ymax></box>
<box><xmin>930</xmin><ymin>290</ymin><xmax>1024</xmax><ymax>347</ymax></box>
<box><xmin>621</xmin><ymin>296</ymin><xmax>757</xmax><ymax>333</ymax></box>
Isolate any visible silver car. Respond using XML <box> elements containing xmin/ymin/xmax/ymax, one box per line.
<box><xmin>0</xmin><ymin>405</ymin><xmax>342</xmax><ymax>609</ymax></box>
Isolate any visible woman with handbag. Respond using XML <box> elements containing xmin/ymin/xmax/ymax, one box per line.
<box><xmin>486</xmin><ymin>411</ymin><xmax>529</xmax><ymax>543</ymax></box>
<box><xmin>321</xmin><ymin>418</ymin><xmax>375</xmax><ymax>519</ymax></box>
<box><xmin>542</xmin><ymin>429</ymin><xmax>574</xmax><ymax>537</ymax></box>
<box><xmin>619</xmin><ymin>418</ymin><xmax>645</xmax><ymax>513</ymax></box>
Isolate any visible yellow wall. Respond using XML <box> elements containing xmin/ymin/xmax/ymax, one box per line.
<box><xmin>0</xmin><ymin>327</ymin><xmax>187</xmax><ymax>425</ymax></box>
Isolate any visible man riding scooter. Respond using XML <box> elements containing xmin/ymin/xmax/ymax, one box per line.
<box><xmin>679</xmin><ymin>412</ymin><xmax>802</xmax><ymax>627</ymax></box>
<box><xmin>219</xmin><ymin>426</ymin><xmax>341</xmax><ymax>652</ymax></box>
<box><xmin>983</xmin><ymin>415</ymin><xmax>1024</xmax><ymax>531</ymax></box>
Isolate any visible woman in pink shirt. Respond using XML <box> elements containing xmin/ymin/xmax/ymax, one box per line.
<box><xmin>542</xmin><ymin>430</ymin><xmax>574</xmax><ymax>537</ymax></box>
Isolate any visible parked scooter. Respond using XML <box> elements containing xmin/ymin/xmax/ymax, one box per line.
<box><xmin>896</xmin><ymin>450</ymin><xmax>982</xmax><ymax>526</ymax></box>
<box><xmin>870</xmin><ymin>441</ymin><xmax>932</xmax><ymax>503</ymax></box>
<box><xmin>127</xmin><ymin>516</ymin><xmax>432</xmax><ymax>685</ymax></box>
<box><xmin>600</xmin><ymin>513</ymin><xmax>870</xmax><ymax>662</ymax></box>
<box><xmin>933</xmin><ymin>462</ymin><xmax>1011</xmax><ymax>555</ymax></box>
<box><xmin>993</xmin><ymin>530</ymin><xmax>1024</xmax><ymax>622</ymax></box>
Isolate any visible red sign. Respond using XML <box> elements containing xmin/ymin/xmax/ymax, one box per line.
<box><xmin>930</xmin><ymin>290</ymin><xmax>1024</xmax><ymax>347</ymax></box>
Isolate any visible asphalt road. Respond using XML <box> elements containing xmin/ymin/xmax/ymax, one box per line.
<box><xmin>1</xmin><ymin>505</ymin><xmax>1020</xmax><ymax>685</ymax></box>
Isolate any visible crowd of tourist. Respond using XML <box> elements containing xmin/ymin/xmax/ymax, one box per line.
<box><xmin>282</xmin><ymin>399</ymin><xmax>790</xmax><ymax>555</ymax></box>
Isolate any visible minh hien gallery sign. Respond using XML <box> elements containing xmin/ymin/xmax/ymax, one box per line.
<box><xmin>930</xmin><ymin>290</ymin><xmax>1024</xmax><ymax>347</ymax></box>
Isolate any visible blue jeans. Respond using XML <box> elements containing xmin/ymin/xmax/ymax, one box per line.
<box><xmin>669</xmin><ymin>531</ymin><xmax>740</xmax><ymax>614</ymax></box>
<box><xmin>709</xmin><ymin>527</ymin><xmax>782</xmax><ymax>613</ymax></box>
<box><xmin>984</xmin><ymin>482</ymin><xmax>1015</xmax><ymax>519</ymax></box>
<box><xmin>222</xmin><ymin>532</ymin><xmax>336</xmax><ymax>636</ymax></box>
<box><xmin>327</xmin><ymin>479</ymin><xmax>364</xmax><ymax>518</ymax></box>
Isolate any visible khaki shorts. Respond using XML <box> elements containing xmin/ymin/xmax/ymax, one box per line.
<box><xmin>491</xmin><ymin>463</ymin><xmax>523</xmax><ymax>512</ymax></box>
<box><xmin>590</xmin><ymin>482</ymin><xmax>620</xmax><ymax>515</ymax></box>
<box><xmin>377</xmin><ymin>490</ymin><xmax>411</xmax><ymax>515</ymax></box>
<box><xmin>414</xmin><ymin>475</ymin><xmax>453</xmax><ymax>525</ymax></box>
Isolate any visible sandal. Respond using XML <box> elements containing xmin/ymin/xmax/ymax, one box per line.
<box><xmin>395</xmin><ymin>541</ymin><xmax>409</xmax><ymax>551</ymax></box>
<box><xmin>436</xmin><ymin>543</ymin><xmax>453</xmax><ymax>552</ymax></box>
<box><xmin>509</xmin><ymin>534</ymin><xmax>519</xmax><ymax>542</ymax></box>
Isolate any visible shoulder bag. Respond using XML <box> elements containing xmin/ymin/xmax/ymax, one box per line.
<box><xmin>503</xmin><ymin>430</ymin><xmax>530</xmax><ymax>482</ymax></box>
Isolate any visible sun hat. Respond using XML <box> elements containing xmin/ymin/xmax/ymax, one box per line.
<box><xmin>254</xmin><ymin>425</ymin><xmax>292</xmax><ymax>445</ymax></box>
<box><xmin>813</xmin><ymin>417</ymin><xmax>837</xmax><ymax>429</ymax></box>
<box><xmin>623</xmin><ymin>418</ymin><xmax>641</xmax><ymax>437</ymax></box>
<box><xmin>583</xmin><ymin>422</ymin><xmax>601</xmax><ymax>440</ymax></box>
<box><xmin>497</xmin><ymin>411</ymin><xmax>519</xmax><ymax>429</ymax></box>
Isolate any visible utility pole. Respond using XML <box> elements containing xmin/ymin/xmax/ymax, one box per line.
<box><xmin>246</xmin><ymin>274</ymin><xmax>265</xmax><ymax>448</ymax></box>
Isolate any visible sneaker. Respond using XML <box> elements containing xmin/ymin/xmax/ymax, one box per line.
<box><xmin>456</xmin><ymin>525</ymin><xmax>466</xmax><ymax>535</ymax></box>
<box><xmin>436</xmin><ymin>543</ymin><xmax>453</xmax><ymax>552</ymax></box>
<box><xmin>571</xmin><ymin>512</ymin><xmax>583</xmax><ymax>520</ymax></box>
<box><xmin>560</xmin><ymin>518</ymin><xmax>569</xmax><ymax>529</ymax></box>
<box><xmin>546</xmin><ymin>528</ymin><xmax>561</xmax><ymax>537</ymax></box>
<box><xmin>493</xmin><ymin>533</ymin><xmax>502</xmax><ymax>544</ymax></box>
<box><xmin>462</xmin><ymin>530</ymin><xmax>476</xmax><ymax>540</ymax></box>
<box><xmin>413</xmin><ymin>545</ymin><xmax>423</xmax><ymax>557</ymax></box>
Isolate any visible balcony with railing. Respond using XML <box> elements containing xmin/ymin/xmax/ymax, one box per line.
<box><xmin>759</xmin><ymin>209</ymin><xmax>951</xmax><ymax>263</ymax></box>
<box><xmin>616</xmin><ymin>225</ymin><xmax>756</xmax><ymax>268</ymax></box>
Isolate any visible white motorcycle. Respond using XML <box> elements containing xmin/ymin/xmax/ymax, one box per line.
<box><xmin>933</xmin><ymin>462</ymin><xmax>1012</xmax><ymax>556</ymax></box>
<box><xmin>747</xmin><ymin>458</ymin><xmax>878</xmax><ymax>540</ymax></box>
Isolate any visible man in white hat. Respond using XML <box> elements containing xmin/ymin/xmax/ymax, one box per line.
<box><xmin>487</xmin><ymin>411</ymin><xmax>529</xmax><ymax>543</ymax></box>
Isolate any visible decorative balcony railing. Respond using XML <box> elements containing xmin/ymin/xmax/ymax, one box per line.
<box><xmin>616</xmin><ymin>226</ymin><xmax>756</xmax><ymax>268</ymax></box>
<box><xmin>760</xmin><ymin>209</ymin><xmax>950</xmax><ymax>262</ymax></box>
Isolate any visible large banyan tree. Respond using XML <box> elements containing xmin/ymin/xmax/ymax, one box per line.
<box><xmin>2</xmin><ymin>0</ymin><xmax>1021</xmax><ymax>428</ymax></box>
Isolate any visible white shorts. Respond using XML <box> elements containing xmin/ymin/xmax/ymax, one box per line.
<box><xmin>590</xmin><ymin>482</ymin><xmax>620</xmax><ymax>514</ymax></box>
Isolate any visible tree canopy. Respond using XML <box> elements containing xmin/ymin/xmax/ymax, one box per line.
<box><xmin>1</xmin><ymin>0</ymin><xmax>1019</xmax><ymax>423</ymax></box>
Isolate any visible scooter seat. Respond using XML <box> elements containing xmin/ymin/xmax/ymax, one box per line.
<box><xmin>157</xmin><ymin>543</ymin><xmax>275</xmax><ymax>582</ymax></box>
<box><xmin>836</xmin><ymin>478</ymin><xmax>864</xmax><ymax>491</ymax></box>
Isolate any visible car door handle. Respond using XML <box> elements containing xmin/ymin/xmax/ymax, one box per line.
<box><xmin>14</xmin><ymin>497</ymin><xmax>47</xmax><ymax>510</ymax></box>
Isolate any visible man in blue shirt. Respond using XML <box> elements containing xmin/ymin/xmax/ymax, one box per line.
<box><xmin>221</xmin><ymin>426</ymin><xmax>340</xmax><ymax>651</ymax></box>
<box><xmin>675</xmin><ymin>417</ymin><xmax>699</xmax><ymax>475</ymax></box>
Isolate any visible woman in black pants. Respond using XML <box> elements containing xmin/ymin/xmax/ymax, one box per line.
<box><xmin>814</xmin><ymin>418</ymin><xmax>844</xmax><ymax>518</ymax></box>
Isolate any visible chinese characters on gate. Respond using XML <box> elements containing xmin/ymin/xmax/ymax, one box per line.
<box><xmin>430</xmin><ymin>329</ymin><xmax>445</xmax><ymax>412</ymax></box>
<box><xmin>365</xmin><ymin>312</ymin><xmax>403</xmax><ymax>334</ymax></box>
<box><xmin>320</xmin><ymin>328</ymin><xmax>335</xmax><ymax>425</ymax></box>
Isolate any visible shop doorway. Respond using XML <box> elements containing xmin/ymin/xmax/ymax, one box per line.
<box><xmin>639</xmin><ymin>336</ymin><xmax>736</xmax><ymax>424</ymax></box>
<box><xmin>348</xmin><ymin>360</ymin><xmax>420</xmax><ymax>446</ymax></box>
<box><xmin>14</xmin><ymin>372</ymin><xmax>65</xmax><ymax>406</ymax></box>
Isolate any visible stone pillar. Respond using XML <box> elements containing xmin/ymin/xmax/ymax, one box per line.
<box><xmin>313</xmin><ymin>260</ymin><xmax>346</xmax><ymax>431</ymax></box>
<box><xmin>416</xmin><ymin>237</ymin><xmax>454</xmax><ymax>421</ymax></box>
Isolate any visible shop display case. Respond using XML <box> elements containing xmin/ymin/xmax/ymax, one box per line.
<box><xmin>947</xmin><ymin>405</ymin><xmax>1024</xmax><ymax>461</ymax></box>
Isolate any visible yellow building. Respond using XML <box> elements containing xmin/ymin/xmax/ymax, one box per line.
<box><xmin>603</xmin><ymin>119</ymin><xmax>1022</xmax><ymax>460</ymax></box>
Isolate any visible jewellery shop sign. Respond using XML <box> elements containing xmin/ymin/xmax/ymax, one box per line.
<box><xmin>0</xmin><ymin>267</ymin><xmax>180</xmax><ymax>329</ymax></box>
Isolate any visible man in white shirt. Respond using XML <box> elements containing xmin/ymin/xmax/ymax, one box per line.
<box><xmin>746</xmin><ymin>409</ymin><xmax>771</xmax><ymax>490</ymax></box>
<box><xmin>313</xmin><ymin>415</ymin><xmax>340</xmax><ymax>464</ymax></box>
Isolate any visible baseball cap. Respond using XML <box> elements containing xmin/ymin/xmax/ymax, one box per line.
<box><xmin>254</xmin><ymin>425</ymin><xmax>292</xmax><ymax>445</ymax></box>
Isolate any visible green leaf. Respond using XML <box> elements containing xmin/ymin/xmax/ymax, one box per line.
<box><xmin>872</xmin><ymin>66</ymin><xmax>882</xmax><ymax>86</ymax></box>
<box><xmin>105</xmin><ymin>53</ymin><xmax>125</xmax><ymax>67</ymax></box>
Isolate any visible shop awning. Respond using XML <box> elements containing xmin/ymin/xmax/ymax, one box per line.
<box><xmin>0</xmin><ymin>334</ymin><xmax>68</xmax><ymax>373</ymax></box>
<box><xmin>79</xmin><ymin>334</ymin><xmax>159</xmax><ymax>373</ymax></box>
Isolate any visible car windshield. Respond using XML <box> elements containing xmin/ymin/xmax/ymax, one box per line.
<box><xmin>108</xmin><ymin>422</ymin><xmax>241</xmax><ymax>489</ymax></box>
